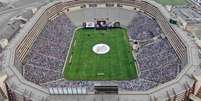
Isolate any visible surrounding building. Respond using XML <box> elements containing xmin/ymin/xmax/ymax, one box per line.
<box><xmin>0</xmin><ymin>72</ymin><xmax>8</xmax><ymax>101</ymax></box>
<box><xmin>171</xmin><ymin>6</ymin><xmax>201</xmax><ymax>48</ymax></box>
<box><xmin>0</xmin><ymin>8</ymin><xmax>36</xmax><ymax>51</ymax></box>
<box><xmin>192</xmin><ymin>0</ymin><xmax>201</xmax><ymax>6</ymax></box>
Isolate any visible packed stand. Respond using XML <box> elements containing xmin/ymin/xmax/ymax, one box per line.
<box><xmin>128</xmin><ymin>12</ymin><xmax>161</xmax><ymax>41</ymax></box>
<box><xmin>23</xmin><ymin>15</ymin><xmax>75</xmax><ymax>84</ymax></box>
<box><xmin>42</xmin><ymin>79</ymin><xmax>94</xmax><ymax>91</ymax></box>
<box><xmin>119</xmin><ymin>39</ymin><xmax>182</xmax><ymax>91</ymax></box>
<box><xmin>119</xmin><ymin>79</ymin><xmax>158</xmax><ymax>91</ymax></box>
<box><xmin>137</xmin><ymin>39</ymin><xmax>182</xmax><ymax>83</ymax></box>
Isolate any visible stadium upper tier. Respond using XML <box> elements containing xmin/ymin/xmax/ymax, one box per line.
<box><xmin>2</xmin><ymin>0</ymin><xmax>199</xmax><ymax>101</ymax></box>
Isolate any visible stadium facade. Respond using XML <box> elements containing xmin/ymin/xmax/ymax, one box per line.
<box><xmin>1</xmin><ymin>0</ymin><xmax>200</xmax><ymax>101</ymax></box>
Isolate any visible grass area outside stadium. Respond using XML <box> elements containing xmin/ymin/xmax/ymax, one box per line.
<box><xmin>153</xmin><ymin>0</ymin><xmax>188</xmax><ymax>5</ymax></box>
<box><xmin>64</xmin><ymin>28</ymin><xmax>138</xmax><ymax>80</ymax></box>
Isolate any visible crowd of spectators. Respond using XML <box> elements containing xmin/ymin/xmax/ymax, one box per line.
<box><xmin>128</xmin><ymin>12</ymin><xmax>161</xmax><ymax>41</ymax></box>
<box><xmin>23</xmin><ymin>15</ymin><xmax>75</xmax><ymax>84</ymax></box>
<box><xmin>24</xmin><ymin>64</ymin><xmax>63</xmax><ymax>84</ymax></box>
<box><xmin>118</xmin><ymin>12</ymin><xmax>183</xmax><ymax>91</ymax></box>
<box><xmin>43</xmin><ymin>79</ymin><xmax>94</xmax><ymax>91</ymax></box>
<box><xmin>119</xmin><ymin>79</ymin><xmax>158</xmax><ymax>91</ymax></box>
<box><xmin>119</xmin><ymin>39</ymin><xmax>182</xmax><ymax>91</ymax></box>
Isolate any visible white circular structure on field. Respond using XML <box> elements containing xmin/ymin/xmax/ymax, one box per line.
<box><xmin>92</xmin><ymin>44</ymin><xmax>110</xmax><ymax>54</ymax></box>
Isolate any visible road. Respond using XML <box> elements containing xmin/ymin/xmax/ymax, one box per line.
<box><xmin>0</xmin><ymin>0</ymin><xmax>49</xmax><ymax>37</ymax></box>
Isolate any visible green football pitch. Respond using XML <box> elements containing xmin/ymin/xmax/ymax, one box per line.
<box><xmin>64</xmin><ymin>28</ymin><xmax>138</xmax><ymax>80</ymax></box>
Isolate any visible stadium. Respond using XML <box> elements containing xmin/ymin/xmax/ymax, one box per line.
<box><xmin>1</xmin><ymin>0</ymin><xmax>200</xmax><ymax>101</ymax></box>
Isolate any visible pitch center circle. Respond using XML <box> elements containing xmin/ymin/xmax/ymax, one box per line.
<box><xmin>92</xmin><ymin>44</ymin><xmax>110</xmax><ymax>54</ymax></box>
